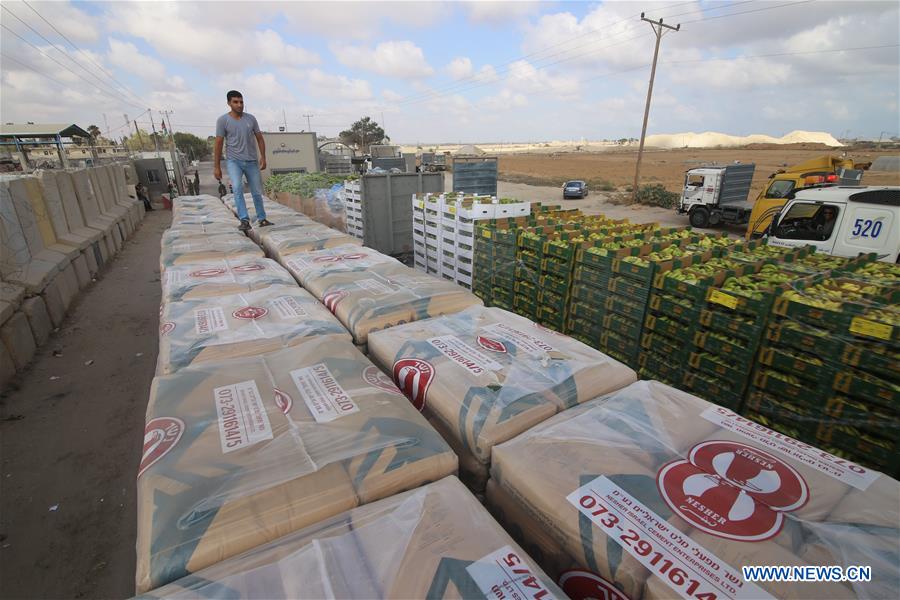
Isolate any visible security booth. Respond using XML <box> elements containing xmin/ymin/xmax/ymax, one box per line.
<box><xmin>260</xmin><ymin>131</ymin><xmax>320</xmax><ymax>180</ymax></box>
<box><xmin>134</xmin><ymin>157</ymin><xmax>170</xmax><ymax>201</ymax></box>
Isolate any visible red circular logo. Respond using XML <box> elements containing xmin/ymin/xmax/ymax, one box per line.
<box><xmin>323</xmin><ymin>289</ymin><xmax>349</xmax><ymax>313</ymax></box>
<box><xmin>160</xmin><ymin>321</ymin><xmax>176</xmax><ymax>335</ymax></box>
<box><xmin>274</xmin><ymin>388</ymin><xmax>292</xmax><ymax>414</ymax></box>
<box><xmin>233</xmin><ymin>263</ymin><xmax>265</xmax><ymax>272</ymax></box>
<box><xmin>139</xmin><ymin>417</ymin><xmax>184</xmax><ymax>478</ymax></box>
<box><xmin>657</xmin><ymin>440</ymin><xmax>809</xmax><ymax>542</ymax></box>
<box><xmin>392</xmin><ymin>358</ymin><xmax>435</xmax><ymax>411</ymax></box>
<box><xmin>558</xmin><ymin>570</ymin><xmax>630</xmax><ymax>600</ymax></box>
<box><xmin>189</xmin><ymin>267</ymin><xmax>226</xmax><ymax>278</ymax></box>
<box><xmin>476</xmin><ymin>335</ymin><xmax>508</xmax><ymax>353</ymax></box>
<box><xmin>232</xmin><ymin>306</ymin><xmax>269</xmax><ymax>320</ymax></box>
<box><xmin>313</xmin><ymin>255</ymin><xmax>343</xmax><ymax>263</ymax></box>
<box><xmin>362</xmin><ymin>365</ymin><xmax>403</xmax><ymax>395</ymax></box>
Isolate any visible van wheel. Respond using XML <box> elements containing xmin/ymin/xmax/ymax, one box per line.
<box><xmin>689</xmin><ymin>207</ymin><xmax>710</xmax><ymax>228</ymax></box>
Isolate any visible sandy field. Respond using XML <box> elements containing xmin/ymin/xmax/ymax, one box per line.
<box><xmin>496</xmin><ymin>145</ymin><xmax>900</xmax><ymax>199</ymax></box>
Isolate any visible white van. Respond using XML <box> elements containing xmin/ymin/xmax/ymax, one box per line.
<box><xmin>766</xmin><ymin>186</ymin><xmax>899</xmax><ymax>262</ymax></box>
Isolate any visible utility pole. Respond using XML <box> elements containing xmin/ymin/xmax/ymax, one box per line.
<box><xmin>303</xmin><ymin>113</ymin><xmax>313</xmax><ymax>131</ymax></box>
<box><xmin>148</xmin><ymin>110</ymin><xmax>161</xmax><ymax>157</ymax></box>
<box><xmin>282</xmin><ymin>108</ymin><xmax>287</xmax><ymax>131</ymax></box>
<box><xmin>631</xmin><ymin>12</ymin><xmax>680</xmax><ymax>201</ymax></box>
<box><xmin>162</xmin><ymin>110</ymin><xmax>184</xmax><ymax>194</ymax></box>
<box><xmin>133</xmin><ymin>120</ymin><xmax>144</xmax><ymax>152</ymax></box>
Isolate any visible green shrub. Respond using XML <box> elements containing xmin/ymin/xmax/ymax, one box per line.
<box><xmin>635</xmin><ymin>184</ymin><xmax>678</xmax><ymax>208</ymax></box>
<box><xmin>264</xmin><ymin>172</ymin><xmax>352</xmax><ymax>197</ymax></box>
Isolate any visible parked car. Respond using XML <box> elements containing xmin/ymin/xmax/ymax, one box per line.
<box><xmin>563</xmin><ymin>180</ymin><xmax>589</xmax><ymax>199</ymax></box>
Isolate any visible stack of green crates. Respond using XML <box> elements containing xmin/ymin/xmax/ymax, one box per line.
<box><xmin>744</xmin><ymin>258</ymin><xmax>897</xmax><ymax>476</ymax></box>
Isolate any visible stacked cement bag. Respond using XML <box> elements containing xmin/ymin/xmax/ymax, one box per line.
<box><xmin>136</xmin><ymin>341</ymin><xmax>458</xmax><ymax>592</ymax></box>
<box><xmin>487</xmin><ymin>380</ymin><xmax>899</xmax><ymax>600</ymax></box>
<box><xmin>1</xmin><ymin>164</ymin><xmax>145</xmax><ymax>388</ymax></box>
<box><xmin>141</xmin><ymin>476</ymin><xmax>563</xmax><ymax>599</ymax></box>
<box><xmin>368</xmin><ymin>306</ymin><xmax>637</xmax><ymax>491</ymax></box>
<box><xmin>157</xmin><ymin>284</ymin><xmax>350</xmax><ymax>374</ymax></box>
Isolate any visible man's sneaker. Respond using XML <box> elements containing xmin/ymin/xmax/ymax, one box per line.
<box><xmin>238</xmin><ymin>218</ymin><xmax>251</xmax><ymax>232</ymax></box>
<box><xmin>259</xmin><ymin>219</ymin><xmax>274</xmax><ymax>227</ymax></box>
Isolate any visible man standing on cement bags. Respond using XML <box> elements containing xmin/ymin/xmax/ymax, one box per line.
<box><xmin>213</xmin><ymin>90</ymin><xmax>274</xmax><ymax>232</ymax></box>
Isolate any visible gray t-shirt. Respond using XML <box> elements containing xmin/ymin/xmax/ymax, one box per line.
<box><xmin>215</xmin><ymin>112</ymin><xmax>260</xmax><ymax>161</ymax></box>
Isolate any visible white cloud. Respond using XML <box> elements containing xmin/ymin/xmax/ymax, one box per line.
<box><xmin>333</xmin><ymin>41</ymin><xmax>434</xmax><ymax>79</ymax></box>
<box><xmin>305</xmin><ymin>69</ymin><xmax>373</xmax><ymax>100</ymax></box>
<box><xmin>505</xmin><ymin>60</ymin><xmax>579</xmax><ymax>97</ymax></box>
<box><xmin>464</xmin><ymin>1</ymin><xmax>539</xmax><ymax>25</ymax></box>
<box><xmin>26</xmin><ymin>1</ymin><xmax>101</xmax><ymax>44</ymax></box>
<box><xmin>382</xmin><ymin>89</ymin><xmax>404</xmax><ymax>103</ymax></box>
<box><xmin>107</xmin><ymin>39</ymin><xmax>166</xmax><ymax>85</ymax></box>
<box><xmin>103</xmin><ymin>3</ymin><xmax>318</xmax><ymax>71</ymax></box>
<box><xmin>447</xmin><ymin>57</ymin><xmax>473</xmax><ymax>79</ymax></box>
<box><xmin>482</xmin><ymin>89</ymin><xmax>528</xmax><ymax>111</ymax></box>
<box><xmin>670</xmin><ymin>57</ymin><xmax>792</xmax><ymax>90</ymax></box>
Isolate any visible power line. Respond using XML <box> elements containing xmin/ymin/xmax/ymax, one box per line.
<box><xmin>0</xmin><ymin>5</ymin><xmax>146</xmax><ymax>110</ymax></box>
<box><xmin>383</xmin><ymin>0</ymin><xmax>760</xmax><ymax>107</ymax></box>
<box><xmin>20</xmin><ymin>0</ymin><xmax>147</xmax><ymax>107</ymax></box>
<box><xmin>0</xmin><ymin>51</ymin><xmax>69</xmax><ymax>88</ymax></box>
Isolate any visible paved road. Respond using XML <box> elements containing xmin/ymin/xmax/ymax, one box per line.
<box><xmin>0</xmin><ymin>207</ymin><xmax>171</xmax><ymax>599</ymax></box>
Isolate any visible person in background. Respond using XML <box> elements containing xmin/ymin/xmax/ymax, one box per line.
<box><xmin>194</xmin><ymin>170</ymin><xmax>200</xmax><ymax>193</ymax></box>
<box><xmin>135</xmin><ymin>182</ymin><xmax>153</xmax><ymax>211</ymax></box>
<box><xmin>167</xmin><ymin>182</ymin><xmax>177</xmax><ymax>198</ymax></box>
<box><xmin>213</xmin><ymin>90</ymin><xmax>273</xmax><ymax>232</ymax></box>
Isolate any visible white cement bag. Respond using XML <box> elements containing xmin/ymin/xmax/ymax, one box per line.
<box><xmin>136</xmin><ymin>341</ymin><xmax>457</xmax><ymax>592</ymax></box>
<box><xmin>142</xmin><ymin>476</ymin><xmax>563</xmax><ymax>599</ymax></box>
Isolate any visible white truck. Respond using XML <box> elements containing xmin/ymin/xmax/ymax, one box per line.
<box><xmin>676</xmin><ymin>163</ymin><xmax>756</xmax><ymax>228</ymax></box>
<box><xmin>766</xmin><ymin>186</ymin><xmax>900</xmax><ymax>262</ymax></box>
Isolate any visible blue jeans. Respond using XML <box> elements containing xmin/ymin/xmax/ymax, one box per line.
<box><xmin>225</xmin><ymin>159</ymin><xmax>266</xmax><ymax>222</ymax></box>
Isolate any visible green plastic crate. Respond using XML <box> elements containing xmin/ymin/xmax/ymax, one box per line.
<box><xmin>603</xmin><ymin>313</ymin><xmax>643</xmax><ymax>341</ymax></box>
<box><xmin>605</xmin><ymin>295</ymin><xmax>645</xmax><ymax>322</ymax></box>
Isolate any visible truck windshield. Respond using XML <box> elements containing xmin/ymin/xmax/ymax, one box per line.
<box><xmin>766</xmin><ymin>180</ymin><xmax>795</xmax><ymax>198</ymax></box>
<box><xmin>774</xmin><ymin>203</ymin><xmax>840</xmax><ymax>241</ymax></box>
<box><xmin>687</xmin><ymin>174</ymin><xmax>704</xmax><ymax>187</ymax></box>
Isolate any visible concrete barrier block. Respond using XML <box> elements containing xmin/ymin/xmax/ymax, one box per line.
<box><xmin>22</xmin><ymin>295</ymin><xmax>52</xmax><ymax>346</ymax></box>
<box><xmin>82</xmin><ymin>243</ymin><xmax>99</xmax><ymax>276</ymax></box>
<box><xmin>58</xmin><ymin>263</ymin><xmax>79</xmax><ymax>311</ymax></box>
<box><xmin>72</xmin><ymin>253</ymin><xmax>90</xmax><ymax>288</ymax></box>
<box><xmin>2</xmin><ymin>258</ymin><xmax>61</xmax><ymax>294</ymax></box>
<box><xmin>0</xmin><ymin>283</ymin><xmax>25</xmax><ymax>323</ymax></box>
<box><xmin>42</xmin><ymin>278</ymin><xmax>66</xmax><ymax>327</ymax></box>
<box><xmin>0</xmin><ymin>337</ymin><xmax>15</xmax><ymax>389</ymax></box>
<box><xmin>0</xmin><ymin>311</ymin><xmax>36</xmax><ymax>370</ymax></box>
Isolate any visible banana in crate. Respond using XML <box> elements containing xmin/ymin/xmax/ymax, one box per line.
<box><xmin>303</xmin><ymin>262</ymin><xmax>483</xmax><ymax>347</ymax></box>
<box><xmin>489</xmin><ymin>380</ymin><xmax>897</xmax><ymax>600</ymax></box>
<box><xmin>161</xmin><ymin>257</ymin><xmax>297</xmax><ymax>303</ymax></box>
<box><xmin>139</xmin><ymin>476</ymin><xmax>563</xmax><ymax>600</ymax></box>
<box><xmin>157</xmin><ymin>285</ymin><xmax>351</xmax><ymax>374</ymax></box>
<box><xmin>280</xmin><ymin>244</ymin><xmax>403</xmax><ymax>289</ymax></box>
<box><xmin>367</xmin><ymin>306</ymin><xmax>636</xmax><ymax>491</ymax></box>
<box><xmin>136</xmin><ymin>340</ymin><xmax>457</xmax><ymax>593</ymax></box>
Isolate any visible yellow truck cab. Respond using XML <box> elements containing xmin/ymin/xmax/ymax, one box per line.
<box><xmin>766</xmin><ymin>186</ymin><xmax>899</xmax><ymax>262</ymax></box>
<box><xmin>745</xmin><ymin>156</ymin><xmax>868</xmax><ymax>238</ymax></box>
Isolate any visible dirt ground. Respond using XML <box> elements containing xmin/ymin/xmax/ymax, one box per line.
<box><xmin>498</xmin><ymin>145</ymin><xmax>900</xmax><ymax>198</ymax></box>
<box><xmin>0</xmin><ymin>209</ymin><xmax>171</xmax><ymax>599</ymax></box>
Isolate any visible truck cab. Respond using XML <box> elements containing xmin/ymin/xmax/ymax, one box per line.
<box><xmin>677</xmin><ymin>163</ymin><xmax>755</xmax><ymax>227</ymax></box>
<box><xmin>766</xmin><ymin>186</ymin><xmax>899</xmax><ymax>262</ymax></box>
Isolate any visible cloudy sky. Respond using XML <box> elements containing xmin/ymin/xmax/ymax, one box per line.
<box><xmin>1</xmin><ymin>0</ymin><xmax>897</xmax><ymax>143</ymax></box>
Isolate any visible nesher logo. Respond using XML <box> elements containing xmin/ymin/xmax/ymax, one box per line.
<box><xmin>139</xmin><ymin>417</ymin><xmax>184</xmax><ymax>477</ymax></box>
<box><xmin>233</xmin><ymin>263</ymin><xmax>265</xmax><ymax>272</ymax></box>
<box><xmin>322</xmin><ymin>290</ymin><xmax>349</xmax><ymax>312</ymax></box>
<box><xmin>159</xmin><ymin>321</ymin><xmax>176</xmax><ymax>336</ymax></box>
<box><xmin>362</xmin><ymin>365</ymin><xmax>403</xmax><ymax>394</ymax></box>
<box><xmin>392</xmin><ymin>358</ymin><xmax>435</xmax><ymax>410</ymax></box>
<box><xmin>313</xmin><ymin>253</ymin><xmax>368</xmax><ymax>263</ymax></box>
<box><xmin>657</xmin><ymin>440</ymin><xmax>809</xmax><ymax>542</ymax></box>
<box><xmin>558</xmin><ymin>570</ymin><xmax>629</xmax><ymax>600</ymax></box>
<box><xmin>232</xmin><ymin>306</ymin><xmax>268</xmax><ymax>320</ymax></box>
<box><xmin>274</xmin><ymin>388</ymin><xmax>293</xmax><ymax>414</ymax></box>
<box><xmin>189</xmin><ymin>267</ymin><xmax>227</xmax><ymax>278</ymax></box>
<box><xmin>476</xmin><ymin>335</ymin><xmax>507</xmax><ymax>353</ymax></box>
